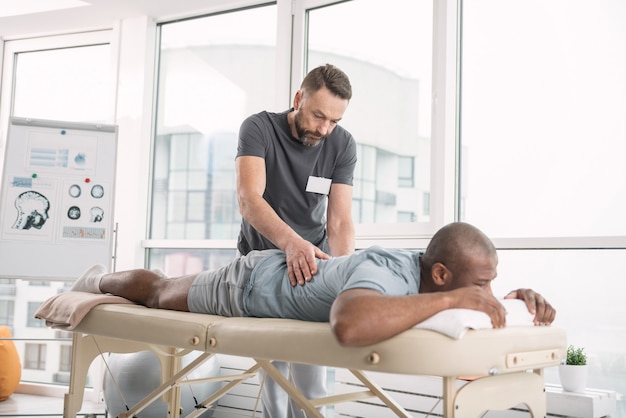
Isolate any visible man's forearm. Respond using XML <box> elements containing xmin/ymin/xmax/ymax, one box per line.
<box><xmin>327</xmin><ymin>220</ymin><xmax>355</xmax><ymax>256</ymax></box>
<box><xmin>240</xmin><ymin>198</ymin><xmax>300</xmax><ymax>251</ymax></box>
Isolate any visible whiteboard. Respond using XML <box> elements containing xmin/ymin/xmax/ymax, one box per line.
<box><xmin>0</xmin><ymin>117</ymin><xmax>117</xmax><ymax>280</ymax></box>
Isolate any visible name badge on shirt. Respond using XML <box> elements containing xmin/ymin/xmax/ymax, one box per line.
<box><xmin>306</xmin><ymin>176</ymin><xmax>332</xmax><ymax>195</ymax></box>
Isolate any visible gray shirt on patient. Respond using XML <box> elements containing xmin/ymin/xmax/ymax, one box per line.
<box><xmin>243</xmin><ymin>246</ymin><xmax>423</xmax><ymax>321</ymax></box>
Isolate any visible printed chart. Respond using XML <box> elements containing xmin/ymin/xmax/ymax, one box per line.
<box><xmin>0</xmin><ymin>117</ymin><xmax>117</xmax><ymax>279</ymax></box>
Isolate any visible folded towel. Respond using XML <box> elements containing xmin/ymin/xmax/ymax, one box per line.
<box><xmin>413</xmin><ymin>298</ymin><xmax>535</xmax><ymax>339</ymax></box>
<box><xmin>34</xmin><ymin>291</ymin><xmax>134</xmax><ymax>330</ymax></box>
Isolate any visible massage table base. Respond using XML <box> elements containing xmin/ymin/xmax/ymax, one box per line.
<box><xmin>63</xmin><ymin>304</ymin><xmax>567</xmax><ymax>418</ymax></box>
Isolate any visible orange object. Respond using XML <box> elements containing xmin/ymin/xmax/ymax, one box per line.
<box><xmin>0</xmin><ymin>326</ymin><xmax>21</xmax><ymax>401</ymax></box>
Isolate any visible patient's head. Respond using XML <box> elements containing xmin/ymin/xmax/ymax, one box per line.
<box><xmin>419</xmin><ymin>222</ymin><xmax>497</xmax><ymax>293</ymax></box>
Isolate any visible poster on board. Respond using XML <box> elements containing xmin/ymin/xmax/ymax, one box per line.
<box><xmin>0</xmin><ymin>117</ymin><xmax>117</xmax><ymax>280</ymax></box>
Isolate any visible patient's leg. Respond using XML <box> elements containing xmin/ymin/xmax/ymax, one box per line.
<box><xmin>71</xmin><ymin>265</ymin><xmax>195</xmax><ymax>311</ymax></box>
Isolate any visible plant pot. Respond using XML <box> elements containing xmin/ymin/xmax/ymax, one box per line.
<box><xmin>559</xmin><ymin>364</ymin><xmax>589</xmax><ymax>393</ymax></box>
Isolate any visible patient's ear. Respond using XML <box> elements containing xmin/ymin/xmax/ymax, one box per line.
<box><xmin>431</xmin><ymin>262</ymin><xmax>451</xmax><ymax>287</ymax></box>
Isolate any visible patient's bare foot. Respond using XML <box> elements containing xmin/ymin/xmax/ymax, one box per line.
<box><xmin>71</xmin><ymin>264</ymin><xmax>107</xmax><ymax>293</ymax></box>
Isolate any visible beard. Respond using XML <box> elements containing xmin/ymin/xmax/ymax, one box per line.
<box><xmin>294</xmin><ymin>112</ymin><xmax>326</xmax><ymax>147</ymax></box>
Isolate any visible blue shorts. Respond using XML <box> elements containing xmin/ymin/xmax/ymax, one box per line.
<box><xmin>186</xmin><ymin>250</ymin><xmax>276</xmax><ymax>317</ymax></box>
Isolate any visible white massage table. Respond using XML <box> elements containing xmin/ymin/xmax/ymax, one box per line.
<box><xmin>58</xmin><ymin>302</ymin><xmax>567</xmax><ymax>418</ymax></box>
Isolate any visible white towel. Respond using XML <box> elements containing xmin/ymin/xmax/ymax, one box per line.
<box><xmin>414</xmin><ymin>298</ymin><xmax>535</xmax><ymax>339</ymax></box>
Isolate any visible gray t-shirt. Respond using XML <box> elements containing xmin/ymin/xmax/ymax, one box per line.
<box><xmin>236</xmin><ymin>109</ymin><xmax>357</xmax><ymax>254</ymax></box>
<box><xmin>243</xmin><ymin>246</ymin><xmax>422</xmax><ymax>321</ymax></box>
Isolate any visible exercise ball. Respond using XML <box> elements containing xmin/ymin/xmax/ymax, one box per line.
<box><xmin>0</xmin><ymin>326</ymin><xmax>21</xmax><ymax>401</ymax></box>
<box><xmin>103</xmin><ymin>350</ymin><xmax>220</xmax><ymax>417</ymax></box>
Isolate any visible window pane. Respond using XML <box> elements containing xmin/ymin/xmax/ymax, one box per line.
<box><xmin>147</xmin><ymin>249</ymin><xmax>237</xmax><ymax>276</ymax></box>
<box><xmin>8</xmin><ymin>280</ymin><xmax>97</xmax><ymax>387</ymax></box>
<box><xmin>27</xmin><ymin>302</ymin><xmax>45</xmax><ymax>327</ymax></box>
<box><xmin>306</xmin><ymin>0</ymin><xmax>432</xmax><ymax>224</ymax></box>
<box><xmin>13</xmin><ymin>44</ymin><xmax>111</xmax><ymax>123</ymax></box>
<box><xmin>460</xmin><ymin>0</ymin><xmax>626</xmax><ymax>237</ymax></box>
<box><xmin>60</xmin><ymin>345</ymin><xmax>72</xmax><ymax>372</ymax></box>
<box><xmin>494</xmin><ymin>249</ymin><xmax>626</xmax><ymax>415</ymax></box>
<box><xmin>151</xmin><ymin>5</ymin><xmax>277</xmax><ymax>239</ymax></box>
<box><xmin>24</xmin><ymin>343</ymin><xmax>47</xmax><ymax>370</ymax></box>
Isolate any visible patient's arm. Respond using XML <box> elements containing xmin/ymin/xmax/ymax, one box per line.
<box><xmin>329</xmin><ymin>287</ymin><xmax>507</xmax><ymax>347</ymax></box>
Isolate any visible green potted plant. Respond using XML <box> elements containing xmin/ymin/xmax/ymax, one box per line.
<box><xmin>559</xmin><ymin>345</ymin><xmax>588</xmax><ymax>392</ymax></box>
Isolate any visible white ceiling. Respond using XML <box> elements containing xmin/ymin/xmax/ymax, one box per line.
<box><xmin>0</xmin><ymin>0</ymin><xmax>236</xmax><ymax>39</ymax></box>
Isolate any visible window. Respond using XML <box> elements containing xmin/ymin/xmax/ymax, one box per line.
<box><xmin>147</xmin><ymin>248</ymin><xmax>236</xmax><ymax>275</ymax></box>
<box><xmin>352</xmin><ymin>144</ymin><xmax>377</xmax><ymax>223</ymax></box>
<box><xmin>147</xmin><ymin>0</ymin><xmax>438</xmax><ymax>261</ymax></box>
<box><xmin>460</xmin><ymin>0</ymin><xmax>626</xmax><ymax>238</ymax></box>
<box><xmin>148</xmin><ymin>4</ymin><xmax>277</xmax><ymax>271</ymax></box>
<box><xmin>0</xmin><ymin>300</ymin><xmax>15</xmax><ymax>327</ymax></box>
<box><xmin>398</xmin><ymin>156</ymin><xmax>415</xmax><ymax>188</ymax></box>
<box><xmin>59</xmin><ymin>345</ymin><xmax>72</xmax><ymax>372</ymax></box>
<box><xmin>459</xmin><ymin>0</ymin><xmax>626</xmax><ymax>408</ymax></box>
<box><xmin>494</xmin><ymin>249</ymin><xmax>626</xmax><ymax>392</ymax></box>
<box><xmin>397</xmin><ymin>211</ymin><xmax>416</xmax><ymax>223</ymax></box>
<box><xmin>304</xmin><ymin>0</ymin><xmax>433</xmax><ymax>228</ymax></box>
<box><xmin>27</xmin><ymin>302</ymin><xmax>45</xmax><ymax>327</ymax></box>
<box><xmin>28</xmin><ymin>281</ymin><xmax>50</xmax><ymax>287</ymax></box>
<box><xmin>24</xmin><ymin>343</ymin><xmax>47</xmax><ymax>370</ymax></box>
<box><xmin>0</xmin><ymin>30</ymin><xmax>113</xmax><ymax>394</ymax></box>
<box><xmin>11</xmin><ymin>44</ymin><xmax>111</xmax><ymax>123</ymax></box>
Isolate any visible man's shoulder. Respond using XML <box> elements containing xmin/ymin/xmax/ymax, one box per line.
<box><xmin>239</xmin><ymin>110</ymin><xmax>291</xmax><ymax>150</ymax></box>
<box><xmin>246</xmin><ymin>109</ymin><xmax>289</xmax><ymax>124</ymax></box>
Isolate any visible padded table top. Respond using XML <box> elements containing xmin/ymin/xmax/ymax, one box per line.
<box><xmin>73</xmin><ymin>303</ymin><xmax>567</xmax><ymax>377</ymax></box>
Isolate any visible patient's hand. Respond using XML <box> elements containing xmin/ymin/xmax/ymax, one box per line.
<box><xmin>504</xmin><ymin>288</ymin><xmax>556</xmax><ymax>325</ymax></box>
<box><xmin>448</xmin><ymin>287</ymin><xmax>508</xmax><ymax>328</ymax></box>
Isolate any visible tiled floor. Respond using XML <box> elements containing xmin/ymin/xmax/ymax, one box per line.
<box><xmin>0</xmin><ymin>393</ymin><xmax>105</xmax><ymax>417</ymax></box>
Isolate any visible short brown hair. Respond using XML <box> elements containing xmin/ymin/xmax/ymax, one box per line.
<box><xmin>301</xmin><ymin>64</ymin><xmax>352</xmax><ymax>100</ymax></box>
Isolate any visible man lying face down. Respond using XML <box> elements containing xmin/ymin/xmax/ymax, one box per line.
<box><xmin>71</xmin><ymin>222</ymin><xmax>556</xmax><ymax>347</ymax></box>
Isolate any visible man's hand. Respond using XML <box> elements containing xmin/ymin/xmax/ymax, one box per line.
<box><xmin>449</xmin><ymin>287</ymin><xmax>508</xmax><ymax>328</ymax></box>
<box><xmin>504</xmin><ymin>288</ymin><xmax>556</xmax><ymax>325</ymax></box>
<box><xmin>285</xmin><ymin>239</ymin><xmax>330</xmax><ymax>286</ymax></box>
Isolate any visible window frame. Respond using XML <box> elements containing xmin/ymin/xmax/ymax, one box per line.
<box><xmin>0</xmin><ymin>29</ymin><xmax>114</xmax><ymax>401</ymax></box>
